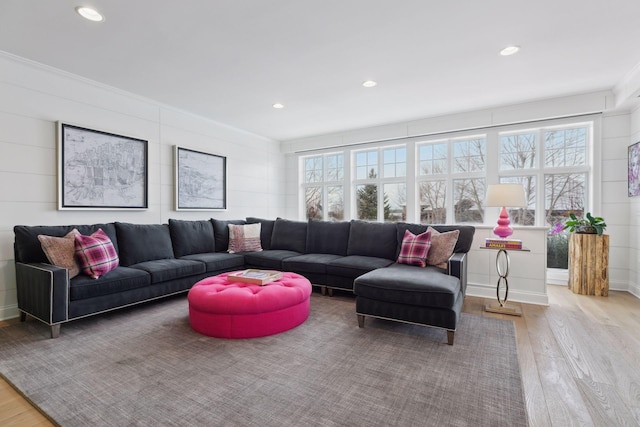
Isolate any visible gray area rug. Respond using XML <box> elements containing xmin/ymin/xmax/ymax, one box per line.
<box><xmin>0</xmin><ymin>293</ymin><xmax>527</xmax><ymax>426</ymax></box>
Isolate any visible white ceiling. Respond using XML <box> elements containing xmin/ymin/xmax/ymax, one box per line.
<box><xmin>2</xmin><ymin>0</ymin><xmax>640</xmax><ymax>141</ymax></box>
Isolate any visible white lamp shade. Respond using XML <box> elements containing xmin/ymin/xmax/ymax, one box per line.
<box><xmin>485</xmin><ymin>184</ymin><xmax>527</xmax><ymax>208</ymax></box>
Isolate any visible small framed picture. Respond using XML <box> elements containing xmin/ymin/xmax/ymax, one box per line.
<box><xmin>174</xmin><ymin>146</ymin><xmax>227</xmax><ymax>210</ymax></box>
<box><xmin>57</xmin><ymin>122</ymin><xmax>148</xmax><ymax>210</ymax></box>
<box><xmin>629</xmin><ymin>141</ymin><xmax>640</xmax><ymax>197</ymax></box>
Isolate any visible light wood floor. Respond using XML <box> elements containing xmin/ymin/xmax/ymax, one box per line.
<box><xmin>1</xmin><ymin>285</ymin><xmax>639</xmax><ymax>426</ymax></box>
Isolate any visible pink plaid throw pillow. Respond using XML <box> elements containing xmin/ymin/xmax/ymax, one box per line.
<box><xmin>74</xmin><ymin>229</ymin><xmax>119</xmax><ymax>279</ymax></box>
<box><xmin>397</xmin><ymin>229</ymin><xmax>431</xmax><ymax>267</ymax></box>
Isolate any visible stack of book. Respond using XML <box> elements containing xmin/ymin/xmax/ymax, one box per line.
<box><xmin>485</xmin><ymin>238</ymin><xmax>523</xmax><ymax>249</ymax></box>
<box><xmin>227</xmin><ymin>269</ymin><xmax>283</xmax><ymax>285</ymax></box>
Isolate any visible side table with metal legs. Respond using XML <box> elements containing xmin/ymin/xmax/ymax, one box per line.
<box><xmin>480</xmin><ymin>246</ymin><xmax>530</xmax><ymax>316</ymax></box>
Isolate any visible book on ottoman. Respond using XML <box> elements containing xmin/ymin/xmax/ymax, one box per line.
<box><xmin>227</xmin><ymin>269</ymin><xmax>283</xmax><ymax>285</ymax></box>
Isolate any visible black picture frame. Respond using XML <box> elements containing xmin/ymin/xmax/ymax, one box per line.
<box><xmin>57</xmin><ymin>122</ymin><xmax>148</xmax><ymax>210</ymax></box>
<box><xmin>629</xmin><ymin>141</ymin><xmax>640</xmax><ymax>197</ymax></box>
<box><xmin>174</xmin><ymin>146</ymin><xmax>227</xmax><ymax>210</ymax></box>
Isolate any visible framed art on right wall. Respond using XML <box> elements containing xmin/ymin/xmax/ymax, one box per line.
<box><xmin>629</xmin><ymin>141</ymin><xmax>640</xmax><ymax>197</ymax></box>
<box><xmin>174</xmin><ymin>146</ymin><xmax>227</xmax><ymax>210</ymax></box>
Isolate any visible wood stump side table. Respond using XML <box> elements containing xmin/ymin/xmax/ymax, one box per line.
<box><xmin>568</xmin><ymin>233</ymin><xmax>609</xmax><ymax>296</ymax></box>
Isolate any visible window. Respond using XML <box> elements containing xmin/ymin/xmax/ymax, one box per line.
<box><xmin>297</xmin><ymin>118</ymin><xmax>595</xmax><ymax>272</ymax></box>
<box><xmin>301</xmin><ymin>153</ymin><xmax>344</xmax><ymax>221</ymax></box>
<box><xmin>498</xmin><ymin>124</ymin><xmax>591</xmax><ymax>269</ymax></box>
<box><xmin>354</xmin><ymin>146</ymin><xmax>406</xmax><ymax>222</ymax></box>
<box><xmin>417</xmin><ymin>136</ymin><xmax>486</xmax><ymax>225</ymax></box>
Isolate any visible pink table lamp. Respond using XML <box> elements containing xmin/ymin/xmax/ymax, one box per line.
<box><xmin>485</xmin><ymin>184</ymin><xmax>527</xmax><ymax>238</ymax></box>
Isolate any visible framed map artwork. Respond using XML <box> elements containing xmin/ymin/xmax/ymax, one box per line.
<box><xmin>57</xmin><ymin>122</ymin><xmax>148</xmax><ymax>209</ymax></box>
<box><xmin>174</xmin><ymin>146</ymin><xmax>227</xmax><ymax>210</ymax></box>
<box><xmin>629</xmin><ymin>141</ymin><xmax>640</xmax><ymax>197</ymax></box>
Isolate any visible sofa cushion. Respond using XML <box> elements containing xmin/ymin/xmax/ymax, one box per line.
<box><xmin>397</xmin><ymin>229</ymin><xmax>431</xmax><ymax>267</ymax></box>
<box><xmin>271</xmin><ymin>218</ymin><xmax>307</xmax><ymax>253</ymax></box>
<box><xmin>69</xmin><ymin>266</ymin><xmax>150</xmax><ymax>301</ymax></box>
<box><xmin>395</xmin><ymin>223</ymin><xmax>475</xmax><ymax>255</ymax></box>
<box><xmin>243</xmin><ymin>249</ymin><xmax>301</xmax><ymax>270</ymax></box>
<box><xmin>354</xmin><ymin>263</ymin><xmax>461</xmax><ymax>308</ymax></box>
<box><xmin>347</xmin><ymin>220</ymin><xmax>398</xmax><ymax>260</ymax></box>
<box><xmin>246</xmin><ymin>217</ymin><xmax>275</xmax><ymax>250</ymax></box>
<box><xmin>228</xmin><ymin>223</ymin><xmax>262</xmax><ymax>253</ymax></box>
<box><xmin>326</xmin><ymin>255</ymin><xmax>394</xmax><ymax>279</ymax></box>
<box><xmin>168</xmin><ymin>219</ymin><xmax>215</xmax><ymax>257</ymax></box>
<box><xmin>74</xmin><ymin>229</ymin><xmax>120</xmax><ymax>279</ymax></box>
<box><xmin>115</xmin><ymin>223</ymin><xmax>174</xmax><ymax>267</ymax></box>
<box><xmin>180</xmin><ymin>252</ymin><xmax>245</xmax><ymax>273</ymax></box>
<box><xmin>128</xmin><ymin>259</ymin><xmax>205</xmax><ymax>283</ymax></box>
<box><xmin>212</xmin><ymin>219</ymin><xmax>246</xmax><ymax>252</ymax></box>
<box><xmin>306</xmin><ymin>220</ymin><xmax>351</xmax><ymax>256</ymax></box>
<box><xmin>427</xmin><ymin>227</ymin><xmax>460</xmax><ymax>269</ymax></box>
<box><xmin>14</xmin><ymin>223</ymin><xmax>118</xmax><ymax>264</ymax></box>
<box><xmin>38</xmin><ymin>229</ymin><xmax>81</xmax><ymax>278</ymax></box>
<box><xmin>283</xmin><ymin>253</ymin><xmax>344</xmax><ymax>274</ymax></box>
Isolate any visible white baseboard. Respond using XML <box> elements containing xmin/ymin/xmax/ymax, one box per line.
<box><xmin>466</xmin><ymin>283</ymin><xmax>549</xmax><ymax>306</ymax></box>
<box><xmin>0</xmin><ymin>304</ymin><xmax>19</xmax><ymax>322</ymax></box>
<box><xmin>628</xmin><ymin>282</ymin><xmax>640</xmax><ymax>299</ymax></box>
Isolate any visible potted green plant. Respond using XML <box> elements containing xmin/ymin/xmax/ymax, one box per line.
<box><xmin>562</xmin><ymin>212</ymin><xmax>607</xmax><ymax>235</ymax></box>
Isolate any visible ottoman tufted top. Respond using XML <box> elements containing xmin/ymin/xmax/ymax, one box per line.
<box><xmin>188</xmin><ymin>271</ymin><xmax>312</xmax><ymax>315</ymax></box>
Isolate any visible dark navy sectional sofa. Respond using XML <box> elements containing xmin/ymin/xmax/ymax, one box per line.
<box><xmin>14</xmin><ymin>218</ymin><xmax>474</xmax><ymax>344</ymax></box>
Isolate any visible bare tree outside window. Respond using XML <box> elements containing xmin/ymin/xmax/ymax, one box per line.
<box><xmin>326</xmin><ymin>154</ymin><xmax>343</xmax><ymax>181</ymax></box>
<box><xmin>419</xmin><ymin>180</ymin><xmax>446</xmax><ymax>224</ymax></box>
<box><xmin>453</xmin><ymin>138</ymin><xmax>486</xmax><ymax>173</ymax></box>
<box><xmin>545</xmin><ymin>128</ymin><xmax>586</xmax><ymax>168</ymax></box>
<box><xmin>304</xmin><ymin>156</ymin><xmax>323</xmax><ymax>183</ymax></box>
<box><xmin>545</xmin><ymin>173</ymin><xmax>586</xmax><ymax>224</ymax></box>
<box><xmin>500</xmin><ymin>133</ymin><xmax>536</xmax><ymax>170</ymax></box>
<box><xmin>305</xmin><ymin>186</ymin><xmax>322</xmax><ymax>220</ymax></box>
<box><xmin>418</xmin><ymin>143</ymin><xmax>447</xmax><ymax>175</ymax></box>
<box><xmin>302</xmin><ymin>153</ymin><xmax>344</xmax><ymax>221</ymax></box>
<box><xmin>418</xmin><ymin>142</ymin><xmax>448</xmax><ymax>223</ymax></box>
<box><xmin>453</xmin><ymin>178</ymin><xmax>485</xmax><ymax>223</ymax></box>
<box><xmin>327</xmin><ymin>186</ymin><xmax>344</xmax><ymax>221</ymax></box>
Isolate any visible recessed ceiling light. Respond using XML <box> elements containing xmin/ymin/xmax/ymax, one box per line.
<box><xmin>76</xmin><ymin>6</ymin><xmax>104</xmax><ymax>22</ymax></box>
<box><xmin>362</xmin><ymin>80</ymin><xmax>377</xmax><ymax>88</ymax></box>
<box><xmin>500</xmin><ymin>46</ymin><xmax>520</xmax><ymax>56</ymax></box>
<box><xmin>272</xmin><ymin>103</ymin><xmax>284</xmax><ymax>109</ymax></box>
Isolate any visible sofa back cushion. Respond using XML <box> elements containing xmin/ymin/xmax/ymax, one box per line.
<box><xmin>14</xmin><ymin>223</ymin><xmax>118</xmax><ymax>264</ymax></box>
<box><xmin>168</xmin><ymin>219</ymin><xmax>215</xmax><ymax>257</ymax></box>
<box><xmin>115</xmin><ymin>223</ymin><xmax>174</xmax><ymax>266</ymax></box>
<box><xmin>212</xmin><ymin>219</ymin><xmax>246</xmax><ymax>252</ymax></box>
<box><xmin>245</xmin><ymin>217</ymin><xmax>275</xmax><ymax>250</ymax></box>
<box><xmin>395</xmin><ymin>223</ymin><xmax>475</xmax><ymax>254</ymax></box>
<box><xmin>306</xmin><ymin>220</ymin><xmax>351</xmax><ymax>256</ymax></box>
<box><xmin>270</xmin><ymin>218</ymin><xmax>307</xmax><ymax>253</ymax></box>
<box><xmin>347</xmin><ymin>220</ymin><xmax>398</xmax><ymax>260</ymax></box>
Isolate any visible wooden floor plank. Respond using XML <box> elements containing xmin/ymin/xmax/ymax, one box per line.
<box><xmin>2</xmin><ymin>284</ymin><xmax>640</xmax><ymax>426</ymax></box>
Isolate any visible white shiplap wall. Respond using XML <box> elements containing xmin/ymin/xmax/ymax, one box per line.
<box><xmin>629</xmin><ymin>104</ymin><xmax>640</xmax><ymax>298</ymax></box>
<box><xmin>0</xmin><ymin>52</ymin><xmax>286</xmax><ymax>320</ymax></box>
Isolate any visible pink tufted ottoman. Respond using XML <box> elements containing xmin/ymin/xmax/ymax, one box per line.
<box><xmin>188</xmin><ymin>271</ymin><xmax>312</xmax><ymax>338</ymax></box>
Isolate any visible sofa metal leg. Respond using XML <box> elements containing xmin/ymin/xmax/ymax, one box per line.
<box><xmin>327</xmin><ymin>288</ymin><xmax>333</xmax><ymax>297</ymax></box>
<box><xmin>357</xmin><ymin>314</ymin><xmax>365</xmax><ymax>328</ymax></box>
<box><xmin>51</xmin><ymin>324</ymin><xmax>60</xmax><ymax>339</ymax></box>
<box><xmin>446</xmin><ymin>330</ymin><xmax>454</xmax><ymax>345</ymax></box>
<box><xmin>320</xmin><ymin>286</ymin><xmax>326</xmax><ymax>296</ymax></box>
<box><xmin>20</xmin><ymin>311</ymin><xmax>26</xmax><ymax>322</ymax></box>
